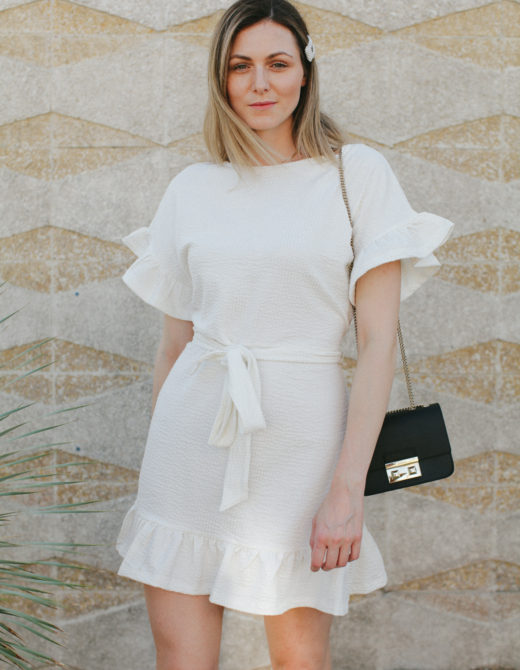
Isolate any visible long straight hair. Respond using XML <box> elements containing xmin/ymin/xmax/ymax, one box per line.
<box><xmin>203</xmin><ymin>0</ymin><xmax>345</xmax><ymax>168</ymax></box>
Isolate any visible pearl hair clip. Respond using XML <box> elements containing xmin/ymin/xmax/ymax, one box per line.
<box><xmin>304</xmin><ymin>34</ymin><xmax>315</xmax><ymax>62</ymax></box>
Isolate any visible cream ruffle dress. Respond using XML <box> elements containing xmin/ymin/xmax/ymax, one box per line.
<box><xmin>115</xmin><ymin>143</ymin><xmax>455</xmax><ymax>616</ymax></box>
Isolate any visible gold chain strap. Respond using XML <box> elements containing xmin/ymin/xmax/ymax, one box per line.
<box><xmin>337</xmin><ymin>146</ymin><xmax>416</xmax><ymax>409</ymax></box>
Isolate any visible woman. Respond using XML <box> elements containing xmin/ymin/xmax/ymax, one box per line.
<box><xmin>116</xmin><ymin>1</ymin><xmax>455</xmax><ymax>668</ymax></box>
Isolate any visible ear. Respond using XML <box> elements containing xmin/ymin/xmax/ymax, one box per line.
<box><xmin>301</xmin><ymin>74</ymin><xmax>307</xmax><ymax>86</ymax></box>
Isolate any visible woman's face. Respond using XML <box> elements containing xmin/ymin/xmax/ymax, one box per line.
<box><xmin>226</xmin><ymin>20</ymin><xmax>307</xmax><ymax>138</ymax></box>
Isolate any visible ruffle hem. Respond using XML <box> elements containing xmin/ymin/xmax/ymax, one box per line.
<box><xmin>121</xmin><ymin>227</ymin><xmax>192</xmax><ymax>321</ymax></box>
<box><xmin>115</xmin><ymin>504</ymin><xmax>388</xmax><ymax>617</ymax></box>
<box><xmin>349</xmin><ymin>211</ymin><xmax>455</xmax><ymax>306</ymax></box>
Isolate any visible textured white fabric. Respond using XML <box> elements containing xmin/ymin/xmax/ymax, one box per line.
<box><xmin>116</xmin><ymin>143</ymin><xmax>455</xmax><ymax>616</ymax></box>
<box><xmin>345</xmin><ymin>146</ymin><xmax>454</xmax><ymax>306</ymax></box>
<box><xmin>189</xmin><ymin>329</ymin><xmax>344</xmax><ymax>512</ymax></box>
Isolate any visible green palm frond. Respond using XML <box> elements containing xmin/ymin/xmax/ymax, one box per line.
<box><xmin>1</xmin><ymin>295</ymin><xmax>103</xmax><ymax>669</ymax></box>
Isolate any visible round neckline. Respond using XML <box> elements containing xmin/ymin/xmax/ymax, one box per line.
<box><xmin>222</xmin><ymin>147</ymin><xmax>347</xmax><ymax>171</ymax></box>
<box><xmin>253</xmin><ymin>156</ymin><xmax>317</xmax><ymax>169</ymax></box>
<box><xmin>225</xmin><ymin>155</ymin><xmax>344</xmax><ymax>172</ymax></box>
<box><xmin>223</xmin><ymin>156</ymin><xmax>316</xmax><ymax>170</ymax></box>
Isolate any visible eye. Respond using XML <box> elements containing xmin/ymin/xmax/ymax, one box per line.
<box><xmin>229</xmin><ymin>61</ymin><xmax>288</xmax><ymax>71</ymax></box>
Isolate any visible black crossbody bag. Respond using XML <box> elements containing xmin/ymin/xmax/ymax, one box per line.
<box><xmin>337</xmin><ymin>148</ymin><xmax>455</xmax><ymax>495</ymax></box>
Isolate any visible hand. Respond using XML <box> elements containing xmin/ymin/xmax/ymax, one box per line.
<box><xmin>309</xmin><ymin>481</ymin><xmax>364</xmax><ymax>571</ymax></box>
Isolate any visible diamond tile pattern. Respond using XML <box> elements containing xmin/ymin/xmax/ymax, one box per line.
<box><xmin>0</xmin><ymin>448</ymin><xmax>138</xmax><ymax>506</ymax></box>
<box><xmin>408</xmin><ymin>340</ymin><xmax>520</xmax><ymax>405</ymax></box>
<box><xmin>0</xmin><ymin>557</ymin><xmax>142</xmax><ymax>620</ymax></box>
<box><xmin>392</xmin><ymin>1</ymin><xmax>520</xmax><ymax>69</ymax></box>
<box><xmin>0</xmin><ymin>112</ymin><xmax>158</xmax><ymax>179</ymax></box>
<box><xmin>0</xmin><ymin>337</ymin><xmax>152</xmax><ymax>401</ymax></box>
<box><xmin>435</xmin><ymin>227</ymin><xmax>520</xmax><ymax>294</ymax></box>
<box><xmin>404</xmin><ymin>451</ymin><xmax>520</xmax><ymax>511</ymax></box>
<box><xmin>386</xmin><ymin>559</ymin><xmax>520</xmax><ymax>622</ymax></box>
<box><xmin>394</xmin><ymin>115</ymin><xmax>520</xmax><ymax>182</ymax></box>
<box><xmin>0</xmin><ymin>225</ymin><xmax>135</xmax><ymax>291</ymax></box>
<box><xmin>0</xmin><ymin>0</ymin><xmax>153</xmax><ymax>66</ymax></box>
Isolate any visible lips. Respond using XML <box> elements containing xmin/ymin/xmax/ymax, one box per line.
<box><xmin>249</xmin><ymin>101</ymin><xmax>276</xmax><ymax>107</ymax></box>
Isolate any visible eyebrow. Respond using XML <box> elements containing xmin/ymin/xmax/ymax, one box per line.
<box><xmin>229</xmin><ymin>51</ymin><xmax>294</xmax><ymax>60</ymax></box>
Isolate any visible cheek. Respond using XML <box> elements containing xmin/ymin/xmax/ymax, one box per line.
<box><xmin>226</xmin><ymin>77</ymin><xmax>245</xmax><ymax>107</ymax></box>
<box><xmin>279</xmin><ymin>72</ymin><xmax>305</xmax><ymax>100</ymax></box>
<box><xmin>291</xmin><ymin>72</ymin><xmax>305</xmax><ymax>93</ymax></box>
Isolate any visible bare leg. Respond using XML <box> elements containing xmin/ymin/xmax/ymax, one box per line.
<box><xmin>264</xmin><ymin>606</ymin><xmax>333</xmax><ymax>670</ymax></box>
<box><xmin>144</xmin><ymin>584</ymin><xmax>224</xmax><ymax>670</ymax></box>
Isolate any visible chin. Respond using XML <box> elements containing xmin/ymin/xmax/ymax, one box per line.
<box><xmin>249</xmin><ymin>123</ymin><xmax>277</xmax><ymax>132</ymax></box>
<box><xmin>243</xmin><ymin>117</ymin><xmax>286</xmax><ymax>132</ymax></box>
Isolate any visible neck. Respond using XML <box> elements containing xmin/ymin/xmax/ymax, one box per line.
<box><xmin>254</xmin><ymin>119</ymin><xmax>299</xmax><ymax>165</ymax></box>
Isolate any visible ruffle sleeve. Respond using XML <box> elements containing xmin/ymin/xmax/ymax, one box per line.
<box><xmin>345</xmin><ymin>145</ymin><xmax>455</xmax><ymax>307</ymax></box>
<box><xmin>121</xmin><ymin>178</ymin><xmax>193</xmax><ymax>321</ymax></box>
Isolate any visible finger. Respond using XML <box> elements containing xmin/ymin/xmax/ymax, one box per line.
<box><xmin>322</xmin><ymin>545</ymin><xmax>340</xmax><ymax>571</ymax></box>
<box><xmin>337</xmin><ymin>544</ymin><xmax>351</xmax><ymax>567</ymax></box>
<box><xmin>310</xmin><ymin>542</ymin><xmax>327</xmax><ymax>571</ymax></box>
<box><xmin>348</xmin><ymin>536</ymin><xmax>362</xmax><ymax>562</ymax></box>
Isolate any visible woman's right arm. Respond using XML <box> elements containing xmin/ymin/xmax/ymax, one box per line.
<box><xmin>151</xmin><ymin>315</ymin><xmax>194</xmax><ymax>415</ymax></box>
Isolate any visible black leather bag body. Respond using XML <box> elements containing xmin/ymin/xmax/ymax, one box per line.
<box><xmin>364</xmin><ymin>403</ymin><xmax>454</xmax><ymax>495</ymax></box>
<box><xmin>336</xmin><ymin>147</ymin><xmax>455</xmax><ymax>496</ymax></box>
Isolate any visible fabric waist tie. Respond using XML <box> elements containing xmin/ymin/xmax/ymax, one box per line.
<box><xmin>188</xmin><ymin>328</ymin><xmax>343</xmax><ymax>513</ymax></box>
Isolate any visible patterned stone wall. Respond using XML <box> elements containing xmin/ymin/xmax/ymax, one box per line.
<box><xmin>1</xmin><ymin>1</ymin><xmax>518</xmax><ymax>668</ymax></box>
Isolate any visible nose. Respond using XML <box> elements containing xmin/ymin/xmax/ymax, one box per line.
<box><xmin>252</xmin><ymin>66</ymin><xmax>269</xmax><ymax>92</ymax></box>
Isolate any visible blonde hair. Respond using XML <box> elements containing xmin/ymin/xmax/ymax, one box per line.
<box><xmin>203</xmin><ymin>0</ymin><xmax>345</xmax><ymax>168</ymax></box>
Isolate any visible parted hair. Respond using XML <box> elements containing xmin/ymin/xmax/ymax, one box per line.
<box><xmin>203</xmin><ymin>0</ymin><xmax>345</xmax><ymax>167</ymax></box>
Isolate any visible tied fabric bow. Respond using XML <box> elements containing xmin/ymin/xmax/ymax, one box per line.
<box><xmin>190</xmin><ymin>343</ymin><xmax>267</xmax><ymax>512</ymax></box>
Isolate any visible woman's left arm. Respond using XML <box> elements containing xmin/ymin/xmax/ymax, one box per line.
<box><xmin>309</xmin><ymin>258</ymin><xmax>401</xmax><ymax>572</ymax></box>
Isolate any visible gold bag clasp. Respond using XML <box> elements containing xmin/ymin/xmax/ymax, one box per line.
<box><xmin>385</xmin><ymin>456</ymin><xmax>422</xmax><ymax>484</ymax></box>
